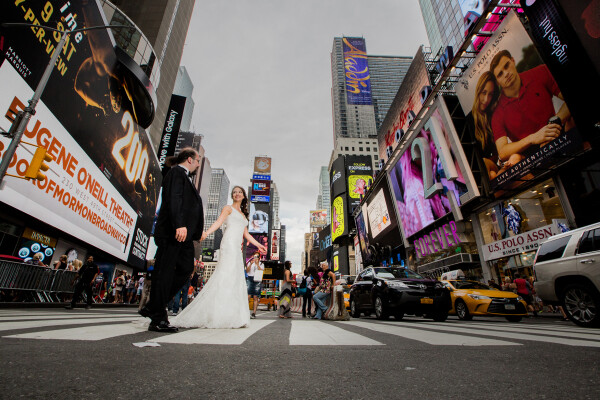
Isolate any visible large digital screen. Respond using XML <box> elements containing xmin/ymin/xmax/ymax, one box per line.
<box><xmin>456</xmin><ymin>12</ymin><xmax>585</xmax><ymax>194</ymax></box>
<box><xmin>354</xmin><ymin>209</ymin><xmax>372</xmax><ymax>265</ymax></box>
<box><xmin>271</xmin><ymin>229</ymin><xmax>280</xmax><ymax>261</ymax></box>
<box><xmin>377</xmin><ymin>48</ymin><xmax>431</xmax><ymax>166</ymax></box>
<box><xmin>331</xmin><ymin>195</ymin><xmax>347</xmax><ymax>244</ymax></box>
<box><xmin>330</xmin><ymin>156</ymin><xmax>346</xmax><ymax>198</ymax></box>
<box><xmin>245</xmin><ymin>233</ymin><xmax>268</xmax><ymax>262</ymax></box>
<box><xmin>253</xmin><ymin>157</ymin><xmax>271</xmax><ymax>175</ymax></box>
<box><xmin>0</xmin><ymin>0</ymin><xmax>161</xmax><ymax>267</ymax></box>
<box><xmin>248</xmin><ymin>202</ymin><xmax>270</xmax><ymax>234</ymax></box>
<box><xmin>251</xmin><ymin>179</ymin><xmax>270</xmax><ymax>203</ymax></box>
<box><xmin>346</xmin><ymin>155</ymin><xmax>373</xmax><ymax>215</ymax></box>
<box><xmin>366</xmin><ymin>188</ymin><xmax>391</xmax><ymax>238</ymax></box>
<box><xmin>387</xmin><ymin>97</ymin><xmax>477</xmax><ymax>239</ymax></box>
<box><xmin>310</xmin><ymin>209</ymin><xmax>328</xmax><ymax>227</ymax></box>
<box><xmin>342</xmin><ymin>37</ymin><xmax>372</xmax><ymax>105</ymax></box>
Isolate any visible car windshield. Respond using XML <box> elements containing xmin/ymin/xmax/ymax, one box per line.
<box><xmin>374</xmin><ymin>268</ymin><xmax>424</xmax><ymax>280</ymax></box>
<box><xmin>450</xmin><ymin>281</ymin><xmax>490</xmax><ymax>290</ymax></box>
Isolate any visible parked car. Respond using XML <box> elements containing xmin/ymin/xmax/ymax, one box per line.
<box><xmin>533</xmin><ymin>222</ymin><xmax>600</xmax><ymax>327</ymax></box>
<box><xmin>349</xmin><ymin>267</ymin><xmax>451</xmax><ymax>321</ymax></box>
<box><xmin>441</xmin><ymin>279</ymin><xmax>527</xmax><ymax>322</ymax></box>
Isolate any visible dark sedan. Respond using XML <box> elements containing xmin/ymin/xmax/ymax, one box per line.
<box><xmin>349</xmin><ymin>267</ymin><xmax>451</xmax><ymax>321</ymax></box>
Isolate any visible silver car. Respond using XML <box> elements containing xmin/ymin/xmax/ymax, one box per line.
<box><xmin>533</xmin><ymin>222</ymin><xmax>600</xmax><ymax>328</ymax></box>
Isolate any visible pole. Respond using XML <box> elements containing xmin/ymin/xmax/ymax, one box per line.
<box><xmin>0</xmin><ymin>30</ymin><xmax>69</xmax><ymax>186</ymax></box>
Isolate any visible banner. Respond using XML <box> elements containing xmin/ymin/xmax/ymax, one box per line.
<box><xmin>158</xmin><ymin>94</ymin><xmax>186</xmax><ymax>173</ymax></box>
<box><xmin>310</xmin><ymin>209</ymin><xmax>328</xmax><ymax>228</ymax></box>
<box><xmin>377</xmin><ymin>48</ymin><xmax>431</xmax><ymax>166</ymax></box>
<box><xmin>456</xmin><ymin>12</ymin><xmax>585</xmax><ymax>194</ymax></box>
<box><xmin>253</xmin><ymin>157</ymin><xmax>271</xmax><ymax>175</ymax></box>
<box><xmin>0</xmin><ymin>1</ymin><xmax>161</xmax><ymax>267</ymax></box>
<box><xmin>342</xmin><ymin>37</ymin><xmax>372</xmax><ymax>105</ymax></box>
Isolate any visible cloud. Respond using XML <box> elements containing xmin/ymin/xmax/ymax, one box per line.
<box><xmin>182</xmin><ymin>0</ymin><xmax>429</xmax><ymax>269</ymax></box>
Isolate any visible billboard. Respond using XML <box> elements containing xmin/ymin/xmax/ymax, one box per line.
<box><xmin>366</xmin><ymin>188</ymin><xmax>392</xmax><ymax>239</ymax></box>
<box><xmin>251</xmin><ymin>179</ymin><xmax>270</xmax><ymax>203</ymax></box>
<box><xmin>310</xmin><ymin>209</ymin><xmax>328</xmax><ymax>227</ymax></box>
<box><xmin>248</xmin><ymin>202</ymin><xmax>270</xmax><ymax>234</ymax></box>
<box><xmin>342</xmin><ymin>37</ymin><xmax>372</xmax><ymax>105</ymax></box>
<box><xmin>245</xmin><ymin>233</ymin><xmax>268</xmax><ymax>262</ymax></box>
<box><xmin>456</xmin><ymin>12</ymin><xmax>585</xmax><ymax>193</ymax></box>
<box><xmin>346</xmin><ymin>155</ymin><xmax>373</xmax><ymax>215</ymax></box>
<box><xmin>253</xmin><ymin>157</ymin><xmax>271</xmax><ymax>175</ymax></box>
<box><xmin>0</xmin><ymin>0</ymin><xmax>161</xmax><ymax>268</ymax></box>
<box><xmin>330</xmin><ymin>156</ymin><xmax>346</xmax><ymax>198</ymax></box>
<box><xmin>355</xmin><ymin>208</ymin><xmax>372</xmax><ymax>266</ymax></box>
<box><xmin>377</xmin><ymin>48</ymin><xmax>431</xmax><ymax>166</ymax></box>
<box><xmin>387</xmin><ymin>97</ymin><xmax>477</xmax><ymax>239</ymax></box>
<box><xmin>271</xmin><ymin>229</ymin><xmax>280</xmax><ymax>261</ymax></box>
<box><xmin>331</xmin><ymin>195</ymin><xmax>348</xmax><ymax>244</ymax></box>
<box><xmin>332</xmin><ymin>245</ymin><xmax>349</xmax><ymax>275</ymax></box>
<box><xmin>312</xmin><ymin>232</ymin><xmax>319</xmax><ymax>250</ymax></box>
<box><xmin>458</xmin><ymin>0</ymin><xmax>521</xmax><ymax>51</ymax></box>
<box><xmin>158</xmin><ymin>94</ymin><xmax>186</xmax><ymax>172</ymax></box>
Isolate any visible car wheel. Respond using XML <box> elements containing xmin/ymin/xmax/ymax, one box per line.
<box><xmin>350</xmin><ymin>298</ymin><xmax>361</xmax><ymax>318</ymax></box>
<box><xmin>455</xmin><ymin>299</ymin><xmax>473</xmax><ymax>321</ymax></box>
<box><xmin>561</xmin><ymin>283</ymin><xmax>600</xmax><ymax>328</ymax></box>
<box><xmin>394</xmin><ymin>311</ymin><xmax>404</xmax><ymax>320</ymax></box>
<box><xmin>374</xmin><ymin>296</ymin><xmax>388</xmax><ymax>320</ymax></box>
<box><xmin>506</xmin><ymin>316</ymin><xmax>522</xmax><ymax>322</ymax></box>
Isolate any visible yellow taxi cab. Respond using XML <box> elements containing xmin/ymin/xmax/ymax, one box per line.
<box><xmin>441</xmin><ymin>279</ymin><xmax>528</xmax><ymax>322</ymax></box>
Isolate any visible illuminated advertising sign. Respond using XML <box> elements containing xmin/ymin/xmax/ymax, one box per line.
<box><xmin>253</xmin><ymin>174</ymin><xmax>270</xmax><ymax>181</ymax></box>
<box><xmin>355</xmin><ymin>209</ymin><xmax>371</xmax><ymax>265</ymax></box>
<box><xmin>319</xmin><ymin>225</ymin><xmax>332</xmax><ymax>254</ymax></box>
<box><xmin>331</xmin><ymin>195</ymin><xmax>347</xmax><ymax>244</ymax></box>
<box><xmin>253</xmin><ymin>157</ymin><xmax>271</xmax><ymax>175</ymax></box>
<box><xmin>158</xmin><ymin>94</ymin><xmax>186</xmax><ymax>173</ymax></box>
<box><xmin>377</xmin><ymin>48</ymin><xmax>431</xmax><ymax>166</ymax></box>
<box><xmin>0</xmin><ymin>1</ymin><xmax>160</xmax><ymax>267</ymax></box>
<box><xmin>332</xmin><ymin>245</ymin><xmax>349</xmax><ymax>275</ymax></box>
<box><xmin>330</xmin><ymin>156</ymin><xmax>346</xmax><ymax>198</ymax></box>
<box><xmin>312</xmin><ymin>232</ymin><xmax>319</xmax><ymax>250</ymax></box>
<box><xmin>387</xmin><ymin>97</ymin><xmax>478</xmax><ymax>239</ymax></box>
<box><xmin>251</xmin><ymin>179</ymin><xmax>270</xmax><ymax>203</ymax></box>
<box><xmin>271</xmin><ymin>229</ymin><xmax>280</xmax><ymax>261</ymax></box>
<box><xmin>249</xmin><ymin>203</ymin><xmax>270</xmax><ymax>234</ymax></box>
<box><xmin>245</xmin><ymin>233</ymin><xmax>268</xmax><ymax>262</ymax></box>
<box><xmin>342</xmin><ymin>37</ymin><xmax>372</xmax><ymax>105</ymax></box>
<box><xmin>366</xmin><ymin>188</ymin><xmax>391</xmax><ymax>238</ymax></box>
<box><xmin>456</xmin><ymin>12</ymin><xmax>585</xmax><ymax>194</ymax></box>
<box><xmin>346</xmin><ymin>155</ymin><xmax>373</xmax><ymax>214</ymax></box>
<box><xmin>310</xmin><ymin>209</ymin><xmax>328</xmax><ymax>228</ymax></box>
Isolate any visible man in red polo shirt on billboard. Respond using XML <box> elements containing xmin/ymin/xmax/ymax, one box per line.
<box><xmin>490</xmin><ymin>50</ymin><xmax>573</xmax><ymax>163</ymax></box>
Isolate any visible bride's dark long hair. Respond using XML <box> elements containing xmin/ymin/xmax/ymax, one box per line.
<box><xmin>232</xmin><ymin>186</ymin><xmax>249</xmax><ymax>219</ymax></box>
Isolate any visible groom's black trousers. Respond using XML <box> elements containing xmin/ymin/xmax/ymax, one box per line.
<box><xmin>147</xmin><ymin>238</ymin><xmax>195</xmax><ymax>323</ymax></box>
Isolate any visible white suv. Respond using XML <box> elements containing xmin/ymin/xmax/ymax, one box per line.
<box><xmin>533</xmin><ymin>222</ymin><xmax>600</xmax><ymax>327</ymax></box>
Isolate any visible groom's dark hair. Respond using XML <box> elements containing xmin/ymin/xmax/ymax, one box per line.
<box><xmin>166</xmin><ymin>147</ymin><xmax>198</xmax><ymax>167</ymax></box>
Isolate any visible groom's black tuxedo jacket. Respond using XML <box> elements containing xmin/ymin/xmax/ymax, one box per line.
<box><xmin>154</xmin><ymin>165</ymin><xmax>204</xmax><ymax>242</ymax></box>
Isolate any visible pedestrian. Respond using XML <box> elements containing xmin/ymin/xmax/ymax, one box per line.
<box><xmin>278</xmin><ymin>261</ymin><xmax>294</xmax><ymax>319</ymax></box>
<box><xmin>54</xmin><ymin>255</ymin><xmax>68</xmax><ymax>270</ymax></box>
<box><xmin>65</xmin><ymin>256</ymin><xmax>99</xmax><ymax>310</ymax></box>
<box><xmin>513</xmin><ymin>273</ymin><xmax>537</xmax><ymax>317</ymax></box>
<box><xmin>488</xmin><ymin>278</ymin><xmax>501</xmax><ymax>290</ymax></box>
<box><xmin>136</xmin><ymin>275</ymin><xmax>145</xmax><ymax>304</ymax></box>
<box><xmin>126</xmin><ymin>275</ymin><xmax>136</xmax><ymax>303</ymax></box>
<box><xmin>297</xmin><ymin>268</ymin><xmax>314</xmax><ymax>318</ymax></box>
<box><xmin>313</xmin><ymin>262</ymin><xmax>335</xmax><ymax>320</ymax></box>
<box><xmin>246</xmin><ymin>251</ymin><xmax>264</xmax><ymax>319</ymax></box>
<box><xmin>114</xmin><ymin>272</ymin><xmax>126</xmax><ymax>303</ymax></box>
<box><xmin>138</xmin><ymin>261</ymin><xmax>153</xmax><ymax>311</ymax></box>
<box><xmin>138</xmin><ymin>148</ymin><xmax>204</xmax><ymax>332</ymax></box>
<box><xmin>27</xmin><ymin>253</ymin><xmax>46</xmax><ymax>267</ymax></box>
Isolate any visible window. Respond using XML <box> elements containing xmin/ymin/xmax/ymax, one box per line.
<box><xmin>578</xmin><ymin>229</ymin><xmax>600</xmax><ymax>254</ymax></box>
<box><xmin>359</xmin><ymin>147</ymin><xmax>363</xmax><ymax>152</ymax></box>
<box><xmin>535</xmin><ymin>236</ymin><xmax>571</xmax><ymax>263</ymax></box>
<box><xmin>366</xmin><ymin>147</ymin><xmax>370</xmax><ymax>152</ymax></box>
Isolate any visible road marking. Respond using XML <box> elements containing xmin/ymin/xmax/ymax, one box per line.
<box><xmin>290</xmin><ymin>320</ymin><xmax>383</xmax><ymax>346</ymax></box>
<box><xmin>385</xmin><ymin>321</ymin><xmax>600</xmax><ymax>348</ymax></box>
<box><xmin>0</xmin><ymin>317</ymin><xmax>137</xmax><ymax>332</ymax></box>
<box><xmin>0</xmin><ymin>314</ymin><xmax>135</xmax><ymax>322</ymax></box>
<box><xmin>342</xmin><ymin>320</ymin><xmax>519</xmax><ymax>346</ymax></box>
<box><xmin>151</xmin><ymin>319</ymin><xmax>275</xmax><ymax>345</ymax></box>
<box><xmin>439</xmin><ymin>321</ymin><xmax>600</xmax><ymax>341</ymax></box>
<box><xmin>3</xmin><ymin>322</ymin><xmax>146</xmax><ymax>341</ymax></box>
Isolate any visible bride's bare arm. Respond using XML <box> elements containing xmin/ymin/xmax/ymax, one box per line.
<box><xmin>243</xmin><ymin>227</ymin><xmax>267</xmax><ymax>253</ymax></box>
<box><xmin>200</xmin><ymin>206</ymin><xmax>232</xmax><ymax>241</ymax></box>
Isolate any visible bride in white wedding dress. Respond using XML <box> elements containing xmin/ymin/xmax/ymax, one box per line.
<box><xmin>172</xmin><ymin>186</ymin><xmax>266</xmax><ymax>329</ymax></box>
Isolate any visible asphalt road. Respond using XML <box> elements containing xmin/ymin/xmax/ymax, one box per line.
<box><xmin>1</xmin><ymin>307</ymin><xmax>599</xmax><ymax>400</ymax></box>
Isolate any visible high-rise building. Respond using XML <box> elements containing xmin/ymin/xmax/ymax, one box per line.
<box><xmin>328</xmin><ymin>137</ymin><xmax>380</xmax><ymax>172</ymax></box>
<box><xmin>106</xmin><ymin>0</ymin><xmax>196</xmax><ymax>150</ymax></box>
<box><xmin>330</xmin><ymin>37</ymin><xmax>412</xmax><ymax>147</ymax></box>
<box><xmin>203</xmin><ymin>169</ymin><xmax>230</xmax><ymax>250</ymax></box>
<box><xmin>172</xmin><ymin>66</ymin><xmax>195</xmax><ymax>132</ymax></box>
<box><xmin>316</xmin><ymin>166</ymin><xmax>331</xmax><ymax>218</ymax></box>
<box><xmin>270</xmin><ymin>182</ymin><xmax>281</xmax><ymax>230</ymax></box>
<box><xmin>418</xmin><ymin>0</ymin><xmax>464</xmax><ymax>58</ymax></box>
<box><xmin>279</xmin><ymin>225</ymin><xmax>286</xmax><ymax>262</ymax></box>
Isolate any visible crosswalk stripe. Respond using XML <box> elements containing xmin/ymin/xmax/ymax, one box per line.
<box><xmin>342</xmin><ymin>320</ymin><xmax>519</xmax><ymax>346</ymax></box>
<box><xmin>3</xmin><ymin>322</ymin><xmax>145</xmax><ymax>341</ymax></box>
<box><xmin>0</xmin><ymin>314</ymin><xmax>135</xmax><ymax>322</ymax></box>
<box><xmin>151</xmin><ymin>320</ymin><xmax>276</xmax><ymax>345</ymax></box>
<box><xmin>289</xmin><ymin>320</ymin><xmax>383</xmax><ymax>346</ymax></box>
<box><xmin>0</xmin><ymin>317</ymin><xmax>136</xmax><ymax>332</ymax></box>
<box><xmin>456</xmin><ymin>321</ymin><xmax>600</xmax><ymax>336</ymax></box>
<box><xmin>381</xmin><ymin>321</ymin><xmax>600</xmax><ymax>348</ymax></box>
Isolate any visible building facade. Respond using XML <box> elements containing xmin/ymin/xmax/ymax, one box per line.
<box><xmin>317</xmin><ymin>166</ymin><xmax>331</xmax><ymax>218</ymax></box>
<box><xmin>418</xmin><ymin>0</ymin><xmax>464</xmax><ymax>58</ymax></box>
<box><xmin>172</xmin><ymin>66</ymin><xmax>195</xmax><ymax>132</ymax></box>
<box><xmin>203</xmin><ymin>169</ymin><xmax>230</xmax><ymax>250</ymax></box>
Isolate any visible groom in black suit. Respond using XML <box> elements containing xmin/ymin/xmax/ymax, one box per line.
<box><xmin>140</xmin><ymin>147</ymin><xmax>204</xmax><ymax>332</ymax></box>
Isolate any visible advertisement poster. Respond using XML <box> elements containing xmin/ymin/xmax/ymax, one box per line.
<box><xmin>346</xmin><ymin>155</ymin><xmax>373</xmax><ymax>214</ymax></box>
<box><xmin>377</xmin><ymin>48</ymin><xmax>430</xmax><ymax>166</ymax></box>
<box><xmin>366</xmin><ymin>188</ymin><xmax>391</xmax><ymax>238</ymax></box>
<box><xmin>0</xmin><ymin>0</ymin><xmax>160</xmax><ymax>268</ymax></box>
<box><xmin>459</xmin><ymin>0</ymin><xmax>521</xmax><ymax>51</ymax></box>
<box><xmin>253</xmin><ymin>157</ymin><xmax>271</xmax><ymax>175</ymax></box>
<box><xmin>355</xmin><ymin>209</ymin><xmax>371</xmax><ymax>266</ymax></box>
<box><xmin>456</xmin><ymin>12</ymin><xmax>584</xmax><ymax>193</ymax></box>
<box><xmin>245</xmin><ymin>233</ymin><xmax>268</xmax><ymax>262</ymax></box>
<box><xmin>271</xmin><ymin>229</ymin><xmax>280</xmax><ymax>261</ymax></box>
<box><xmin>342</xmin><ymin>37</ymin><xmax>372</xmax><ymax>105</ymax></box>
<box><xmin>248</xmin><ymin>202</ymin><xmax>269</xmax><ymax>234</ymax></box>
<box><xmin>387</xmin><ymin>98</ymin><xmax>475</xmax><ymax>239</ymax></box>
<box><xmin>251</xmin><ymin>179</ymin><xmax>270</xmax><ymax>203</ymax></box>
<box><xmin>310</xmin><ymin>209</ymin><xmax>328</xmax><ymax>227</ymax></box>
<box><xmin>331</xmin><ymin>195</ymin><xmax>347</xmax><ymax>244</ymax></box>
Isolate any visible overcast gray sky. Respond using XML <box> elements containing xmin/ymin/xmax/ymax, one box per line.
<box><xmin>181</xmin><ymin>0</ymin><xmax>430</xmax><ymax>272</ymax></box>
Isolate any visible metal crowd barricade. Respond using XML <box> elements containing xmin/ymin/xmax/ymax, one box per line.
<box><xmin>0</xmin><ymin>260</ymin><xmax>78</xmax><ymax>302</ymax></box>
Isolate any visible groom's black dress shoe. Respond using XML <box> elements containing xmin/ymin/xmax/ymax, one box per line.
<box><xmin>138</xmin><ymin>306</ymin><xmax>152</xmax><ymax>318</ymax></box>
<box><xmin>148</xmin><ymin>321</ymin><xmax>178</xmax><ymax>333</ymax></box>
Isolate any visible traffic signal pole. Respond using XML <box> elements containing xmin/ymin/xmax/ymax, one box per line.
<box><xmin>0</xmin><ymin>29</ymin><xmax>68</xmax><ymax>187</ymax></box>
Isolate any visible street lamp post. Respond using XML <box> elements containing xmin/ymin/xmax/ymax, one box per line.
<box><xmin>0</xmin><ymin>23</ymin><xmax>132</xmax><ymax>186</ymax></box>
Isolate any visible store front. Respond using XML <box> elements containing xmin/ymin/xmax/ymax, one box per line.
<box><xmin>477</xmin><ymin>179</ymin><xmax>569</xmax><ymax>283</ymax></box>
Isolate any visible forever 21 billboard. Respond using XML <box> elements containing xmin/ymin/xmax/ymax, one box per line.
<box><xmin>0</xmin><ymin>0</ymin><xmax>161</xmax><ymax>268</ymax></box>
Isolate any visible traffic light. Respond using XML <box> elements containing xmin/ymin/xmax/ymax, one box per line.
<box><xmin>25</xmin><ymin>147</ymin><xmax>53</xmax><ymax>181</ymax></box>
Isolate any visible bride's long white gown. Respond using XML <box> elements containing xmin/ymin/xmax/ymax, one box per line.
<box><xmin>172</xmin><ymin>208</ymin><xmax>250</xmax><ymax>328</ymax></box>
